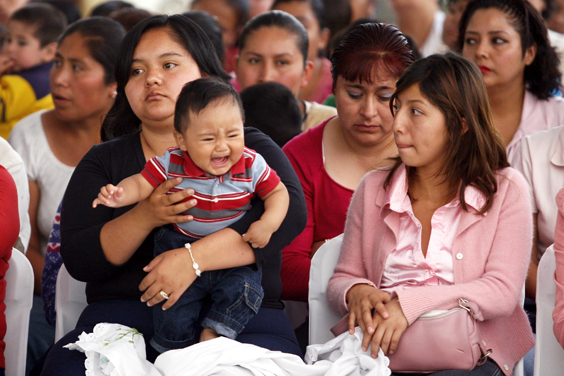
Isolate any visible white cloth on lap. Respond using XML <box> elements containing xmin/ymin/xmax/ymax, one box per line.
<box><xmin>305</xmin><ymin>327</ymin><xmax>391</xmax><ymax>376</ymax></box>
<box><xmin>65</xmin><ymin>323</ymin><xmax>391</xmax><ymax>376</ymax></box>
<box><xmin>64</xmin><ymin>323</ymin><xmax>160</xmax><ymax>376</ymax></box>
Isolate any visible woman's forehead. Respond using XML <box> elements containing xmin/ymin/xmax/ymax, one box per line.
<box><xmin>245</xmin><ymin>26</ymin><xmax>300</xmax><ymax>48</ymax></box>
<box><xmin>132</xmin><ymin>27</ymin><xmax>189</xmax><ymax>58</ymax></box>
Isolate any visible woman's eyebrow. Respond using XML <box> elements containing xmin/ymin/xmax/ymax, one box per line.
<box><xmin>131</xmin><ymin>52</ymin><xmax>185</xmax><ymax>63</ymax></box>
<box><xmin>345</xmin><ymin>83</ymin><xmax>394</xmax><ymax>91</ymax></box>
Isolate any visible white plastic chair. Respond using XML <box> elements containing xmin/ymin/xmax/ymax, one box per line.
<box><xmin>308</xmin><ymin>234</ymin><xmax>343</xmax><ymax>345</ymax></box>
<box><xmin>308</xmin><ymin>235</ymin><xmax>525</xmax><ymax>375</ymax></box>
<box><xmin>534</xmin><ymin>244</ymin><xmax>564</xmax><ymax>376</ymax></box>
<box><xmin>54</xmin><ymin>264</ymin><xmax>87</xmax><ymax>342</ymax></box>
<box><xmin>5</xmin><ymin>249</ymin><xmax>34</xmax><ymax>376</ymax></box>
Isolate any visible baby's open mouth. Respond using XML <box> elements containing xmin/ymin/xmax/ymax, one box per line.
<box><xmin>211</xmin><ymin>157</ymin><xmax>229</xmax><ymax>166</ymax></box>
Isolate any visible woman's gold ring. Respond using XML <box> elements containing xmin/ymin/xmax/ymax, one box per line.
<box><xmin>159</xmin><ymin>290</ymin><xmax>170</xmax><ymax>300</ymax></box>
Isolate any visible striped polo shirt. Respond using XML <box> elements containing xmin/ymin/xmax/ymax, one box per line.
<box><xmin>141</xmin><ymin>146</ymin><xmax>280</xmax><ymax>238</ymax></box>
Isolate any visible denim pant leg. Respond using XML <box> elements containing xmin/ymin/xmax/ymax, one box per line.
<box><xmin>154</xmin><ymin>225</ymin><xmax>196</xmax><ymax>257</ymax></box>
<box><xmin>202</xmin><ymin>266</ymin><xmax>264</xmax><ymax>339</ymax></box>
<box><xmin>151</xmin><ymin>275</ymin><xmax>210</xmax><ymax>353</ymax></box>
<box><xmin>152</xmin><ymin>226</ymin><xmax>206</xmax><ymax>352</ymax></box>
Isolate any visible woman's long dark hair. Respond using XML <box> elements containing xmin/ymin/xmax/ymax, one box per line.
<box><xmin>458</xmin><ymin>0</ymin><xmax>561</xmax><ymax>100</ymax></box>
<box><xmin>386</xmin><ymin>52</ymin><xmax>509</xmax><ymax>214</ymax></box>
<box><xmin>102</xmin><ymin>14</ymin><xmax>231</xmax><ymax>141</ymax></box>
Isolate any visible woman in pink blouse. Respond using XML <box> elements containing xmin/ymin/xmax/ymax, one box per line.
<box><xmin>327</xmin><ymin>53</ymin><xmax>534</xmax><ymax>375</ymax></box>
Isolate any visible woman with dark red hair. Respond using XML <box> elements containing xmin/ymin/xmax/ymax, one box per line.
<box><xmin>280</xmin><ymin>22</ymin><xmax>414</xmax><ymax>329</ymax></box>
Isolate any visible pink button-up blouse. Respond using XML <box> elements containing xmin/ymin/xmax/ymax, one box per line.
<box><xmin>380</xmin><ymin>168</ymin><xmax>486</xmax><ymax>294</ymax></box>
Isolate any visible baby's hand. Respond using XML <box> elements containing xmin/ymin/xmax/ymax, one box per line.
<box><xmin>0</xmin><ymin>55</ymin><xmax>13</xmax><ymax>75</ymax></box>
<box><xmin>242</xmin><ymin>220</ymin><xmax>273</xmax><ymax>248</ymax></box>
<box><xmin>92</xmin><ymin>184</ymin><xmax>124</xmax><ymax>208</ymax></box>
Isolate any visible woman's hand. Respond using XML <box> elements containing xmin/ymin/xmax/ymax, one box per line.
<box><xmin>138</xmin><ymin>245</ymin><xmax>196</xmax><ymax>310</ymax></box>
<box><xmin>346</xmin><ymin>284</ymin><xmax>391</xmax><ymax>335</ymax></box>
<box><xmin>136</xmin><ymin>178</ymin><xmax>197</xmax><ymax>230</ymax></box>
<box><xmin>363</xmin><ymin>298</ymin><xmax>408</xmax><ymax>358</ymax></box>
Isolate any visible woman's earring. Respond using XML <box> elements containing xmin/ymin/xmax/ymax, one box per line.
<box><xmin>112</xmin><ymin>91</ymin><xmax>117</xmax><ymax>98</ymax></box>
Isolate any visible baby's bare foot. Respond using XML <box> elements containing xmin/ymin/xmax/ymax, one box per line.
<box><xmin>200</xmin><ymin>328</ymin><xmax>220</xmax><ymax>342</ymax></box>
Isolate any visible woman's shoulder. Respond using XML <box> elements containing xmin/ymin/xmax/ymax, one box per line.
<box><xmin>496</xmin><ymin>167</ymin><xmax>529</xmax><ymax>196</ymax></box>
<box><xmin>85</xmin><ymin>132</ymin><xmax>143</xmax><ymax>168</ymax></box>
<box><xmin>8</xmin><ymin>110</ymin><xmax>47</xmax><ymax>145</ymax></box>
<box><xmin>363</xmin><ymin>165</ymin><xmax>395</xmax><ymax>183</ymax></box>
<box><xmin>283</xmin><ymin>120</ymin><xmax>325</xmax><ymax>154</ymax></box>
<box><xmin>527</xmin><ymin>91</ymin><xmax>564</xmax><ymax>116</ymax></box>
<box><xmin>355</xmin><ymin>165</ymin><xmax>397</xmax><ymax>200</ymax></box>
<box><xmin>92</xmin><ymin>132</ymin><xmax>141</xmax><ymax>153</ymax></box>
<box><xmin>282</xmin><ymin>121</ymin><xmax>326</xmax><ymax>175</ymax></box>
<box><xmin>543</xmin><ymin>93</ymin><xmax>564</xmax><ymax>108</ymax></box>
<box><xmin>521</xmin><ymin>124</ymin><xmax>564</xmax><ymax>154</ymax></box>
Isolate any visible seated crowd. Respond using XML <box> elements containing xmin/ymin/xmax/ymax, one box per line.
<box><xmin>1</xmin><ymin>0</ymin><xmax>564</xmax><ymax>375</ymax></box>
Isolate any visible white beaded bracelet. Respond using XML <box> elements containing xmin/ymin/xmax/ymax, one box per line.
<box><xmin>184</xmin><ymin>243</ymin><xmax>202</xmax><ymax>277</ymax></box>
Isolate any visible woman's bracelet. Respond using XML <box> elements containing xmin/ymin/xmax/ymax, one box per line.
<box><xmin>184</xmin><ymin>243</ymin><xmax>202</xmax><ymax>277</ymax></box>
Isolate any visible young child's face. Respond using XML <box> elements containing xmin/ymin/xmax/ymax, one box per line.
<box><xmin>2</xmin><ymin>20</ymin><xmax>52</xmax><ymax>72</ymax></box>
<box><xmin>176</xmin><ymin>99</ymin><xmax>245</xmax><ymax>176</ymax></box>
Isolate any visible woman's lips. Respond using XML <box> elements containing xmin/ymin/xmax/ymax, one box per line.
<box><xmin>396</xmin><ymin>143</ymin><xmax>412</xmax><ymax>149</ymax></box>
<box><xmin>146</xmin><ymin>92</ymin><xmax>165</xmax><ymax>101</ymax></box>
<box><xmin>356</xmin><ymin>124</ymin><xmax>379</xmax><ymax>131</ymax></box>
<box><xmin>478</xmin><ymin>65</ymin><xmax>492</xmax><ymax>73</ymax></box>
<box><xmin>52</xmin><ymin>94</ymin><xmax>70</xmax><ymax>104</ymax></box>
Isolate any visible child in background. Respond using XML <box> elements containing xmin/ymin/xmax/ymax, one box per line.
<box><xmin>93</xmin><ymin>78</ymin><xmax>289</xmax><ymax>351</ymax></box>
<box><xmin>0</xmin><ymin>3</ymin><xmax>66</xmax><ymax>139</ymax></box>
<box><xmin>240</xmin><ymin>81</ymin><xmax>302</xmax><ymax>147</ymax></box>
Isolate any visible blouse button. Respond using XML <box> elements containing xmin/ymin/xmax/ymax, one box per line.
<box><xmin>504</xmin><ymin>365</ymin><xmax>509</xmax><ymax>371</ymax></box>
<box><xmin>456</xmin><ymin>253</ymin><xmax>463</xmax><ymax>260</ymax></box>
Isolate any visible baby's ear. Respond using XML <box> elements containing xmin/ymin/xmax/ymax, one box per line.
<box><xmin>173</xmin><ymin>130</ymin><xmax>188</xmax><ymax>151</ymax></box>
<box><xmin>41</xmin><ymin>42</ymin><xmax>58</xmax><ymax>63</ymax></box>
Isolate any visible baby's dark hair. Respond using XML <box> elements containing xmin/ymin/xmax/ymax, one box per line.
<box><xmin>240</xmin><ymin>82</ymin><xmax>302</xmax><ymax>147</ymax></box>
<box><xmin>175</xmin><ymin>78</ymin><xmax>244</xmax><ymax>134</ymax></box>
<box><xmin>10</xmin><ymin>3</ymin><xmax>67</xmax><ymax>47</ymax></box>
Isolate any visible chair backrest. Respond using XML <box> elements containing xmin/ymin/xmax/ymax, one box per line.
<box><xmin>54</xmin><ymin>264</ymin><xmax>87</xmax><ymax>342</ymax></box>
<box><xmin>308</xmin><ymin>234</ymin><xmax>343</xmax><ymax>345</ymax></box>
<box><xmin>534</xmin><ymin>244</ymin><xmax>564</xmax><ymax>376</ymax></box>
<box><xmin>5</xmin><ymin>249</ymin><xmax>34</xmax><ymax>376</ymax></box>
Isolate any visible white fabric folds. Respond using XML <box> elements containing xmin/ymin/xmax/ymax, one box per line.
<box><xmin>65</xmin><ymin>323</ymin><xmax>390</xmax><ymax>376</ymax></box>
<box><xmin>64</xmin><ymin>323</ymin><xmax>161</xmax><ymax>376</ymax></box>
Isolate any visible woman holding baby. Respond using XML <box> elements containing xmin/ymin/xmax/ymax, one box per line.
<box><xmin>38</xmin><ymin>14</ymin><xmax>307</xmax><ymax>375</ymax></box>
